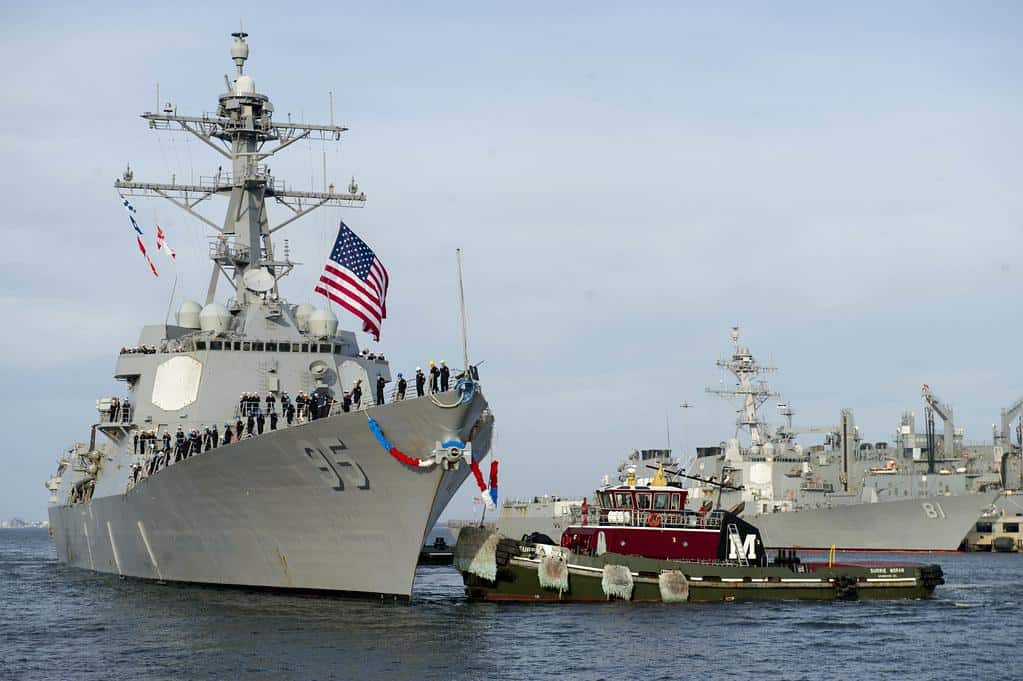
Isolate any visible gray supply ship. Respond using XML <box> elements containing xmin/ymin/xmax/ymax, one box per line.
<box><xmin>43</xmin><ymin>32</ymin><xmax>493</xmax><ymax>599</ymax></box>
<box><xmin>493</xmin><ymin>328</ymin><xmax>1016</xmax><ymax>551</ymax></box>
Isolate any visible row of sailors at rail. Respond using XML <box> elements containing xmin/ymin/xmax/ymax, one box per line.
<box><xmin>128</xmin><ymin>361</ymin><xmax>462</xmax><ymax>484</ymax></box>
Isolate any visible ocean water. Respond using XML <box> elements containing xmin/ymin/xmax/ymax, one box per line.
<box><xmin>3</xmin><ymin>528</ymin><xmax>1021</xmax><ymax>681</ymax></box>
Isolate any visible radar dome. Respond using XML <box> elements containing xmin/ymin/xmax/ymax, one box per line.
<box><xmin>308</xmin><ymin>308</ymin><xmax>338</xmax><ymax>338</ymax></box>
<box><xmin>235</xmin><ymin>75</ymin><xmax>255</xmax><ymax>94</ymax></box>
<box><xmin>199</xmin><ymin>303</ymin><xmax>231</xmax><ymax>333</ymax></box>
<box><xmin>294</xmin><ymin>304</ymin><xmax>314</xmax><ymax>332</ymax></box>
<box><xmin>177</xmin><ymin>300</ymin><xmax>202</xmax><ymax>329</ymax></box>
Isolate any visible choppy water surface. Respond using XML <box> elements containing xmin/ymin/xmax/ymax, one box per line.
<box><xmin>3</xmin><ymin>528</ymin><xmax>1021</xmax><ymax>680</ymax></box>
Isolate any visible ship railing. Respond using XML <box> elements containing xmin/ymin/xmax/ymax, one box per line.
<box><xmin>595</xmin><ymin>509</ymin><xmax>723</xmax><ymax>530</ymax></box>
<box><xmin>98</xmin><ymin>405</ymin><xmax>134</xmax><ymax>426</ymax></box>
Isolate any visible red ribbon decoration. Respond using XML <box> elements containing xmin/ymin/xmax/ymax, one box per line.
<box><xmin>470</xmin><ymin>458</ymin><xmax>487</xmax><ymax>493</ymax></box>
<box><xmin>389</xmin><ymin>447</ymin><xmax>422</xmax><ymax>467</ymax></box>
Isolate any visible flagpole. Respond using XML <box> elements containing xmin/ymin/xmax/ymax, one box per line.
<box><xmin>456</xmin><ymin>248</ymin><xmax>469</xmax><ymax>372</ymax></box>
<box><xmin>165</xmin><ymin>270</ymin><xmax>178</xmax><ymax>326</ymax></box>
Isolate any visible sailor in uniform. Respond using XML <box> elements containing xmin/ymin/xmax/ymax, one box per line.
<box><xmin>415</xmin><ymin>367</ymin><xmax>425</xmax><ymax>397</ymax></box>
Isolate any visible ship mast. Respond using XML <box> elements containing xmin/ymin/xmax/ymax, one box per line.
<box><xmin>706</xmin><ymin>326</ymin><xmax>780</xmax><ymax>449</ymax></box>
<box><xmin>114</xmin><ymin>32</ymin><xmax>366</xmax><ymax>307</ymax></box>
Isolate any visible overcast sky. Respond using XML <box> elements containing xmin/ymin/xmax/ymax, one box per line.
<box><xmin>2</xmin><ymin>2</ymin><xmax>1020</xmax><ymax>521</ymax></box>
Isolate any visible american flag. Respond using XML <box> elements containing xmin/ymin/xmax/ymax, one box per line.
<box><xmin>314</xmin><ymin>220</ymin><xmax>389</xmax><ymax>341</ymax></box>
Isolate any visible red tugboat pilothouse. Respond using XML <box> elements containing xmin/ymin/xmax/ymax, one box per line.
<box><xmin>560</xmin><ymin>465</ymin><xmax>768</xmax><ymax>565</ymax></box>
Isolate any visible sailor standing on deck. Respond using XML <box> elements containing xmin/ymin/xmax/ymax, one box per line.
<box><xmin>396</xmin><ymin>373</ymin><xmax>407</xmax><ymax>400</ymax></box>
<box><xmin>246</xmin><ymin>412</ymin><xmax>255</xmax><ymax>437</ymax></box>
<box><xmin>256</xmin><ymin>410</ymin><xmax>266</xmax><ymax>434</ymax></box>
<box><xmin>376</xmin><ymin>373</ymin><xmax>386</xmax><ymax>405</ymax></box>
<box><xmin>211</xmin><ymin>424</ymin><xmax>219</xmax><ymax>448</ymax></box>
<box><xmin>351</xmin><ymin>380</ymin><xmax>362</xmax><ymax>408</ymax></box>
<box><xmin>415</xmin><ymin>367</ymin><xmax>425</xmax><ymax>397</ymax></box>
<box><xmin>342</xmin><ymin>391</ymin><xmax>351</xmax><ymax>413</ymax></box>
<box><xmin>223</xmin><ymin>424</ymin><xmax>234</xmax><ymax>445</ymax></box>
<box><xmin>162</xmin><ymin>430</ymin><xmax>171</xmax><ymax>452</ymax></box>
<box><xmin>286</xmin><ymin>403</ymin><xmax>295</xmax><ymax>425</ymax></box>
<box><xmin>270</xmin><ymin>410</ymin><xmax>278</xmax><ymax>430</ymax></box>
<box><xmin>266</xmin><ymin>391</ymin><xmax>276</xmax><ymax>412</ymax></box>
<box><xmin>428</xmin><ymin>361</ymin><xmax>439</xmax><ymax>393</ymax></box>
<box><xmin>439</xmin><ymin>361</ymin><xmax>450</xmax><ymax>392</ymax></box>
<box><xmin>174</xmin><ymin>427</ymin><xmax>185</xmax><ymax>461</ymax></box>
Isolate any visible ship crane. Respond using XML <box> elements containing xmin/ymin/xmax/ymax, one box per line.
<box><xmin>996</xmin><ymin>396</ymin><xmax>1023</xmax><ymax>451</ymax></box>
<box><xmin>921</xmin><ymin>384</ymin><xmax>956</xmax><ymax>461</ymax></box>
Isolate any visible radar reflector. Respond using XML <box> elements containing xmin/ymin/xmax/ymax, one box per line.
<box><xmin>242</xmin><ymin>268</ymin><xmax>275</xmax><ymax>293</ymax></box>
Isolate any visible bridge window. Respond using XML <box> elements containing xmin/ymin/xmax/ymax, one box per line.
<box><xmin>670</xmin><ymin>493</ymin><xmax>681</xmax><ymax>511</ymax></box>
<box><xmin>636</xmin><ymin>493</ymin><xmax>651</xmax><ymax>510</ymax></box>
<box><xmin>614</xmin><ymin>492</ymin><xmax>633</xmax><ymax>509</ymax></box>
<box><xmin>334</xmin><ymin>344</ymin><xmax>344</xmax><ymax>354</ymax></box>
<box><xmin>653</xmin><ymin>493</ymin><xmax>669</xmax><ymax>510</ymax></box>
<box><xmin>233</xmin><ymin>342</ymin><xmax>242</xmax><ymax>350</ymax></box>
<box><xmin>195</xmin><ymin>341</ymin><xmax>206</xmax><ymax>350</ymax></box>
<box><xmin>253</xmin><ymin>342</ymin><xmax>265</xmax><ymax>352</ymax></box>
<box><xmin>1005</xmin><ymin>523</ymin><xmax>1020</xmax><ymax>533</ymax></box>
<box><xmin>319</xmin><ymin>343</ymin><xmax>332</xmax><ymax>353</ymax></box>
<box><xmin>210</xmin><ymin>341</ymin><xmax>222</xmax><ymax>350</ymax></box>
<box><xmin>265</xmin><ymin>342</ymin><xmax>277</xmax><ymax>352</ymax></box>
<box><xmin>242</xmin><ymin>342</ymin><xmax>251</xmax><ymax>351</ymax></box>
<box><xmin>301</xmin><ymin>343</ymin><xmax>309</xmax><ymax>352</ymax></box>
<box><xmin>278</xmin><ymin>342</ymin><xmax>291</xmax><ymax>352</ymax></box>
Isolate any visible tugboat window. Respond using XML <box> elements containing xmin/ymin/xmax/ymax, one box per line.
<box><xmin>253</xmin><ymin>342</ymin><xmax>264</xmax><ymax>351</ymax></box>
<box><xmin>670</xmin><ymin>493</ymin><xmax>681</xmax><ymax>510</ymax></box>
<box><xmin>653</xmin><ymin>493</ymin><xmax>669</xmax><ymax>510</ymax></box>
<box><xmin>637</xmin><ymin>493</ymin><xmax>651</xmax><ymax>510</ymax></box>
<box><xmin>614</xmin><ymin>492</ymin><xmax>633</xmax><ymax>508</ymax></box>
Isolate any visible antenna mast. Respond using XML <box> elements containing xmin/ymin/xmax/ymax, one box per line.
<box><xmin>456</xmin><ymin>248</ymin><xmax>470</xmax><ymax>371</ymax></box>
<box><xmin>115</xmin><ymin>31</ymin><xmax>366</xmax><ymax>307</ymax></box>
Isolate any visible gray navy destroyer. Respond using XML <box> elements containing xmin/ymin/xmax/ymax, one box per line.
<box><xmin>494</xmin><ymin>328</ymin><xmax>1017</xmax><ymax>551</ymax></box>
<box><xmin>44</xmin><ymin>32</ymin><xmax>494</xmax><ymax>599</ymax></box>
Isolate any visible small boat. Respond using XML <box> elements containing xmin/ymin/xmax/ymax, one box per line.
<box><xmin>454</xmin><ymin>467</ymin><xmax>944</xmax><ymax>603</ymax></box>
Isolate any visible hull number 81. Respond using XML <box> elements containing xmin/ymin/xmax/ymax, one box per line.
<box><xmin>921</xmin><ymin>501</ymin><xmax>946</xmax><ymax>519</ymax></box>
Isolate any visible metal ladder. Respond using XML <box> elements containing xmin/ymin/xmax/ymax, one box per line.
<box><xmin>726</xmin><ymin>524</ymin><xmax>749</xmax><ymax>566</ymax></box>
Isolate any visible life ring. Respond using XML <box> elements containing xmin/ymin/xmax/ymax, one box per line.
<box><xmin>647</xmin><ymin>513</ymin><xmax>663</xmax><ymax>528</ymax></box>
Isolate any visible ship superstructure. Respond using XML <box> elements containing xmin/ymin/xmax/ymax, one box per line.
<box><xmin>685</xmin><ymin>327</ymin><xmax>1007</xmax><ymax>550</ymax></box>
<box><xmin>45</xmin><ymin>32</ymin><xmax>494</xmax><ymax>599</ymax></box>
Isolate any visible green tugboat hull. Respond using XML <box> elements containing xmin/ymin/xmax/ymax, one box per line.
<box><xmin>455</xmin><ymin>528</ymin><xmax>943</xmax><ymax>603</ymax></box>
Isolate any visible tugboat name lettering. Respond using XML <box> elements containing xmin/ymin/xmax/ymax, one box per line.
<box><xmin>300</xmin><ymin>438</ymin><xmax>370</xmax><ymax>491</ymax></box>
<box><xmin>921</xmin><ymin>502</ymin><xmax>946</xmax><ymax>519</ymax></box>
<box><xmin>728</xmin><ymin>534</ymin><xmax>757</xmax><ymax>560</ymax></box>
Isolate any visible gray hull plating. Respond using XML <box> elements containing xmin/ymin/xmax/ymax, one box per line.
<box><xmin>752</xmin><ymin>492</ymin><xmax>998</xmax><ymax>551</ymax></box>
<box><xmin>50</xmin><ymin>395</ymin><xmax>491</xmax><ymax>598</ymax></box>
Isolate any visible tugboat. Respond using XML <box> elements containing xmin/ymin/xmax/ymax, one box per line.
<box><xmin>454</xmin><ymin>466</ymin><xmax>945</xmax><ymax>603</ymax></box>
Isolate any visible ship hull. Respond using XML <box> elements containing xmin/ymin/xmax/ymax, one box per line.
<box><xmin>454</xmin><ymin>528</ymin><xmax>943</xmax><ymax>603</ymax></box>
<box><xmin>750</xmin><ymin>492</ymin><xmax>999</xmax><ymax>552</ymax></box>
<box><xmin>49</xmin><ymin>395</ymin><xmax>492</xmax><ymax>599</ymax></box>
<box><xmin>491</xmin><ymin>492</ymin><xmax>998</xmax><ymax>552</ymax></box>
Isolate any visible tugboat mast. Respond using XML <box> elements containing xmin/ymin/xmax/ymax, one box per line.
<box><xmin>114</xmin><ymin>31</ymin><xmax>366</xmax><ymax>307</ymax></box>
